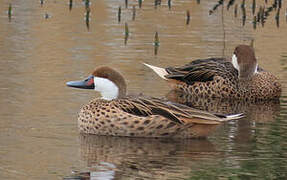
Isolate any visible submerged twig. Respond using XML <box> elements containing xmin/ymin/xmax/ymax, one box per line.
<box><xmin>168</xmin><ymin>0</ymin><xmax>171</xmax><ymax>10</ymax></box>
<box><xmin>252</xmin><ymin>0</ymin><xmax>256</xmax><ymax>15</ymax></box>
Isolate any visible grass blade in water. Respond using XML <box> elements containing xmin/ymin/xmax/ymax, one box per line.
<box><xmin>253</xmin><ymin>16</ymin><xmax>257</xmax><ymax>29</ymax></box>
<box><xmin>186</xmin><ymin>10</ymin><xmax>190</xmax><ymax>25</ymax></box>
<box><xmin>125</xmin><ymin>0</ymin><xmax>128</xmax><ymax>9</ymax></box>
<box><xmin>8</xmin><ymin>3</ymin><xmax>12</xmax><ymax>22</ymax></box>
<box><xmin>252</xmin><ymin>0</ymin><xmax>256</xmax><ymax>15</ymax></box>
<box><xmin>227</xmin><ymin>0</ymin><xmax>235</xmax><ymax>10</ymax></box>
<box><xmin>85</xmin><ymin>7</ymin><xmax>90</xmax><ymax>30</ymax></box>
<box><xmin>154</xmin><ymin>32</ymin><xmax>159</xmax><ymax>55</ymax></box>
<box><xmin>118</xmin><ymin>6</ymin><xmax>121</xmax><ymax>23</ymax></box>
<box><xmin>275</xmin><ymin>8</ymin><xmax>280</xmax><ymax>28</ymax></box>
<box><xmin>85</xmin><ymin>0</ymin><xmax>90</xmax><ymax>10</ymax></box>
<box><xmin>132</xmin><ymin>6</ymin><xmax>136</xmax><ymax>21</ymax></box>
<box><xmin>234</xmin><ymin>4</ymin><xmax>238</xmax><ymax>17</ymax></box>
<box><xmin>124</xmin><ymin>23</ymin><xmax>129</xmax><ymax>45</ymax></box>
<box><xmin>154</xmin><ymin>31</ymin><xmax>159</xmax><ymax>46</ymax></box>
<box><xmin>69</xmin><ymin>0</ymin><xmax>73</xmax><ymax>11</ymax></box>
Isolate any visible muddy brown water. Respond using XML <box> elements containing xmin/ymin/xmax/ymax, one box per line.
<box><xmin>0</xmin><ymin>0</ymin><xmax>287</xmax><ymax>179</ymax></box>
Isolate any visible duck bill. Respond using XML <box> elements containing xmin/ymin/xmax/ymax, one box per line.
<box><xmin>66</xmin><ymin>75</ymin><xmax>95</xmax><ymax>89</ymax></box>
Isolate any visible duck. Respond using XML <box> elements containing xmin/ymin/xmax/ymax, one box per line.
<box><xmin>144</xmin><ymin>45</ymin><xmax>281</xmax><ymax>101</ymax></box>
<box><xmin>66</xmin><ymin>66</ymin><xmax>243</xmax><ymax>138</ymax></box>
<box><xmin>166</xmin><ymin>89</ymin><xmax>280</xmax><ymax>123</ymax></box>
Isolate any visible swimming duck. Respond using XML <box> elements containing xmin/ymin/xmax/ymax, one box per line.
<box><xmin>144</xmin><ymin>45</ymin><xmax>281</xmax><ymax>101</ymax></box>
<box><xmin>166</xmin><ymin>89</ymin><xmax>280</xmax><ymax>123</ymax></box>
<box><xmin>66</xmin><ymin>66</ymin><xmax>243</xmax><ymax>138</ymax></box>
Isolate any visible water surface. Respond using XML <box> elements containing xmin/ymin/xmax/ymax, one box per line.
<box><xmin>0</xmin><ymin>0</ymin><xmax>287</xmax><ymax>179</ymax></box>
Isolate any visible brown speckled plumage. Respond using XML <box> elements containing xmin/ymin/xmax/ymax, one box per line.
<box><xmin>78</xmin><ymin>97</ymin><xmax>233</xmax><ymax>138</ymax></box>
<box><xmin>147</xmin><ymin>45</ymin><xmax>281</xmax><ymax>101</ymax></box>
<box><xmin>67</xmin><ymin>66</ymin><xmax>243</xmax><ymax>138</ymax></box>
<box><xmin>167</xmin><ymin>59</ymin><xmax>281</xmax><ymax>101</ymax></box>
<box><xmin>166</xmin><ymin>58</ymin><xmax>241</xmax><ymax>99</ymax></box>
<box><xmin>166</xmin><ymin>89</ymin><xmax>280</xmax><ymax>123</ymax></box>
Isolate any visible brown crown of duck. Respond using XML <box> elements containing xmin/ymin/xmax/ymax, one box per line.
<box><xmin>66</xmin><ymin>66</ymin><xmax>243</xmax><ymax>138</ymax></box>
<box><xmin>92</xmin><ymin>66</ymin><xmax>127</xmax><ymax>98</ymax></box>
<box><xmin>144</xmin><ymin>45</ymin><xmax>281</xmax><ymax>101</ymax></box>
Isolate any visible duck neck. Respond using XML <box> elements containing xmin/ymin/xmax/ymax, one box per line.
<box><xmin>100</xmin><ymin>90</ymin><xmax>119</xmax><ymax>101</ymax></box>
<box><xmin>238</xmin><ymin>63</ymin><xmax>258</xmax><ymax>80</ymax></box>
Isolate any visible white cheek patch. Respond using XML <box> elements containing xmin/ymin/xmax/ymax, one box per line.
<box><xmin>94</xmin><ymin>77</ymin><xmax>119</xmax><ymax>100</ymax></box>
<box><xmin>232</xmin><ymin>54</ymin><xmax>240</xmax><ymax>71</ymax></box>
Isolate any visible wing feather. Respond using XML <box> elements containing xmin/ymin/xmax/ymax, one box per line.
<box><xmin>112</xmin><ymin>96</ymin><xmax>242</xmax><ymax>125</ymax></box>
<box><xmin>113</xmin><ymin>97</ymin><xmax>188</xmax><ymax>124</ymax></box>
<box><xmin>165</xmin><ymin>58</ymin><xmax>237</xmax><ymax>84</ymax></box>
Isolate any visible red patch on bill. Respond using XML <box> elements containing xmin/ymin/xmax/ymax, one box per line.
<box><xmin>86</xmin><ymin>77</ymin><xmax>94</xmax><ymax>86</ymax></box>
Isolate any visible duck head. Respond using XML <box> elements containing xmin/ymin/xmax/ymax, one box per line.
<box><xmin>66</xmin><ymin>66</ymin><xmax>127</xmax><ymax>100</ymax></box>
<box><xmin>232</xmin><ymin>45</ymin><xmax>258</xmax><ymax>79</ymax></box>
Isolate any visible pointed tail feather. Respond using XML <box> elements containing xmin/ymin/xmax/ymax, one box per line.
<box><xmin>143</xmin><ymin>63</ymin><xmax>168</xmax><ymax>80</ymax></box>
<box><xmin>215</xmin><ymin>113</ymin><xmax>244</xmax><ymax>122</ymax></box>
<box><xmin>179</xmin><ymin>113</ymin><xmax>244</xmax><ymax>125</ymax></box>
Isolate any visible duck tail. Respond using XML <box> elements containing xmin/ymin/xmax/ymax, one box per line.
<box><xmin>215</xmin><ymin>113</ymin><xmax>245</xmax><ymax>121</ymax></box>
<box><xmin>143</xmin><ymin>63</ymin><xmax>168</xmax><ymax>80</ymax></box>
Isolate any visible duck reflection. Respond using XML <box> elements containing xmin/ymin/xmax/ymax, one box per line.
<box><xmin>67</xmin><ymin>134</ymin><xmax>218</xmax><ymax>180</ymax></box>
<box><xmin>166</xmin><ymin>89</ymin><xmax>282</xmax><ymax>155</ymax></box>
